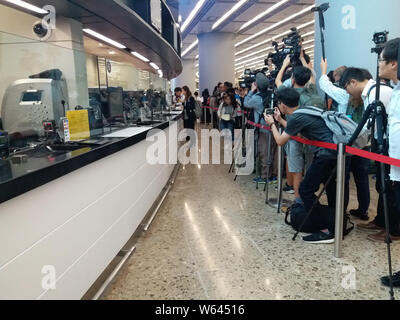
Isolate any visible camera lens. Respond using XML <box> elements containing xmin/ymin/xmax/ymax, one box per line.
<box><xmin>33</xmin><ymin>23</ymin><xmax>48</xmax><ymax>38</ymax></box>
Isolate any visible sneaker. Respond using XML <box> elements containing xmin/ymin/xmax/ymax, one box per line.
<box><xmin>253</xmin><ymin>176</ymin><xmax>261</xmax><ymax>183</ymax></box>
<box><xmin>268</xmin><ymin>177</ymin><xmax>278</xmax><ymax>185</ymax></box>
<box><xmin>349</xmin><ymin>209</ymin><xmax>369</xmax><ymax>221</ymax></box>
<box><xmin>381</xmin><ymin>271</ymin><xmax>400</xmax><ymax>288</ymax></box>
<box><xmin>357</xmin><ymin>221</ymin><xmax>384</xmax><ymax>233</ymax></box>
<box><xmin>283</xmin><ymin>183</ymin><xmax>295</xmax><ymax>194</ymax></box>
<box><xmin>253</xmin><ymin>177</ymin><xmax>267</xmax><ymax>184</ymax></box>
<box><xmin>302</xmin><ymin>231</ymin><xmax>334</xmax><ymax>244</ymax></box>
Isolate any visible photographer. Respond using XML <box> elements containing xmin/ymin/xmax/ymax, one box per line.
<box><xmin>320</xmin><ymin>60</ymin><xmax>349</xmax><ymax>113</ymax></box>
<box><xmin>338</xmin><ymin>67</ymin><xmax>392</xmax><ymax>223</ymax></box>
<box><xmin>378</xmin><ymin>37</ymin><xmax>400</xmax><ymax>287</ymax></box>
<box><xmin>244</xmin><ymin>73</ymin><xmax>277</xmax><ymax>184</ymax></box>
<box><xmin>275</xmin><ymin>54</ymin><xmax>325</xmax><ymax>204</ymax></box>
<box><xmin>264</xmin><ymin>87</ymin><xmax>350</xmax><ymax>244</ymax></box>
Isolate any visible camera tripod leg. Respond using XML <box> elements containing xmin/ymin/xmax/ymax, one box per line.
<box><xmin>265</xmin><ymin>133</ymin><xmax>272</xmax><ymax>203</ymax></box>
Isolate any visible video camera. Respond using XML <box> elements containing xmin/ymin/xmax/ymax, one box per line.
<box><xmin>267</xmin><ymin>27</ymin><xmax>303</xmax><ymax>71</ymax></box>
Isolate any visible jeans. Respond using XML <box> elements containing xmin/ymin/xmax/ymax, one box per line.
<box><xmin>219</xmin><ymin>119</ymin><xmax>234</xmax><ymax>141</ymax></box>
<box><xmin>300</xmin><ymin>156</ymin><xmax>350</xmax><ymax>223</ymax></box>
<box><xmin>350</xmin><ymin>155</ymin><xmax>371</xmax><ymax>214</ymax></box>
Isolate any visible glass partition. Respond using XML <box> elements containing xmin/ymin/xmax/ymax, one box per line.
<box><xmin>0</xmin><ymin>30</ymin><xmax>173</xmax><ymax>155</ymax></box>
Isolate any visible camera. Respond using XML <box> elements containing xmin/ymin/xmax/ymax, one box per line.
<box><xmin>239</xmin><ymin>69</ymin><xmax>257</xmax><ymax>90</ymax></box>
<box><xmin>373</xmin><ymin>31</ymin><xmax>388</xmax><ymax>45</ymax></box>
<box><xmin>32</xmin><ymin>21</ymin><xmax>51</xmax><ymax>41</ymax></box>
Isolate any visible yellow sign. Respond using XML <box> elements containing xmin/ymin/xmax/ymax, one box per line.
<box><xmin>66</xmin><ymin>110</ymin><xmax>90</xmax><ymax>141</ymax></box>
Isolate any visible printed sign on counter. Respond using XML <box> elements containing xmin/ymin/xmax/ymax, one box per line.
<box><xmin>66</xmin><ymin>110</ymin><xmax>90</xmax><ymax>141</ymax></box>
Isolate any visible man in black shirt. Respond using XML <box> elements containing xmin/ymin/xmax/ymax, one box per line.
<box><xmin>264</xmin><ymin>87</ymin><xmax>350</xmax><ymax>244</ymax></box>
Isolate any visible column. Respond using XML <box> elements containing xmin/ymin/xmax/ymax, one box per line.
<box><xmin>314</xmin><ymin>0</ymin><xmax>400</xmax><ymax>80</ymax></box>
<box><xmin>172</xmin><ymin>58</ymin><xmax>196</xmax><ymax>92</ymax></box>
<box><xmin>198</xmin><ymin>32</ymin><xmax>235</xmax><ymax>95</ymax></box>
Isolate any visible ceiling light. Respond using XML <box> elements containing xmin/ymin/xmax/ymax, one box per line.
<box><xmin>131</xmin><ymin>51</ymin><xmax>150</xmax><ymax>62</ymax></box>
<box><xmin>5</xmin><ymin>0</ymin><xmax>48</xmax><ymax>14</ymax></box>
<box><xmin>235</xmin><ymin>5</ymin><xmax>314</xmax><ymax>47</ymax></box>
<box><xmin>158</xmin><ymin>69</ymin><xmax>163</xmax><ymax>78</ymax></box>
<box><xmin>303</xmin><ymin>45</ymin><xmax>315</xmax><ymax>51</ymax></box>
<box><xmin>181</xmin><ymin>0</ymin><xmax>206</xmax><ymax>32</ymax></box>
<box><xmin>109</xmin><ymin>51</ymin><xmax>116</xmax><ymax>55</ymax></box>
<box><xmin>195</xmin><ymin>55</ymin><xmax>199</xmax><ymax>59</ymax></box>
<box><xmin>235</xmin><ymin>19</ymin><xmax>315</xmax><ymax>56</ymax></box>
<box><xmin>302</xmin><ymin>39</ymin><xmax>314</xmax><ymax>45</ymax></box>
<box><xmin>83</xmin><ymin>29</ymin><xmax>126</xmax><ymax>49</ymax></box>
<box><xmin>239</xmin><ymin>0</ymin><xmax>290</xmax><ymax>31</ymax></box>
<box><xmin>182</xmin><ymin>39</ymin><xmax>198</xmax><ymax>57</ymax></box>
<box><xmin>150</xmin><ymin>62</ymin><xmax>159</xmax><ymax>70</ymax></box>
<box><xmin>212</xmin><ymin>0</ymin><xmax>249</xmax><ymax>30</ymax></box>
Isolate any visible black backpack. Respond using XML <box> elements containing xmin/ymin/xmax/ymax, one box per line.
<box><xmin>285</xmin><ymin>202</ymin><xmax>354</xmax><ymax>236</ymax></box>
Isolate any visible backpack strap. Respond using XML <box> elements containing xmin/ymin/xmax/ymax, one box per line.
<box><xmin>366</xmin><ymin>83</ymin><xmax>393</xmax><ymax>102</ymax></box>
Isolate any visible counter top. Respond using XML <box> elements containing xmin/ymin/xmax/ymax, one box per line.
<box><xmin>0</xmin><ymin>112</ymin><xmax>182</xmax><ymax>204</ymax></box>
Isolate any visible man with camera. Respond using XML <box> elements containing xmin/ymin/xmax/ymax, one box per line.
<box><xmin>376</xmin><ymin>37</ymin><xmax>400</xmax><ymax>287</ymax></box>
<box><xmin>244</xmin><ymin>73</ymin><xmax>277</xmax><ymax>184</ymax></box>
<box><xmin>337</xmin><ymin>67</ymin><xmax>393</xmax><ymax>226</ymax></box>
<box><xmin>264</xmin><ymin>87</ymin><xmax>349</xmax><ymax>243</ymax></box>
<box><xmin>275</xmin><ymin>53</ymin><xmax>325</xmax><ymax>204</ymax></box>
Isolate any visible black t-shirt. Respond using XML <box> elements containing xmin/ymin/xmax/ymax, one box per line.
<box><xmin>285</xmin><ymin>109</ymin><xmax>336</xmax><ymax>159</ymax></box>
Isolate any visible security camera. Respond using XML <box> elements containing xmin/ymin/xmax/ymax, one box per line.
<box><xmin>32</xmin><ymin>21</ymin><xmax>52</xmax><ymax>41</ymax></box>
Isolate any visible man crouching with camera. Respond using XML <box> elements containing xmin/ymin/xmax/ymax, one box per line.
<box><xmin>264</xmin><ymin>87</ymin><xmax>350</xmax><ymax>244</ymax></box>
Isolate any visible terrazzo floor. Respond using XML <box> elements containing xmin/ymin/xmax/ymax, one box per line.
<box><xmin>104</xmin><ymin>125</ymin><xmax>400</xmax><ymax>300</ymax></box>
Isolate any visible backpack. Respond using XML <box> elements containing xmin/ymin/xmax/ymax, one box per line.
<box><xmin>298</xmin><ymin>87</ymin><xmax>326</xmax><ymax>110</ymax></box>
<box><xmin>285</xmin><ymin>203</ymin><xmax>354</xmax><ymax>236</ymax></box>
<box><xmin>293</xmin><ymin>106</ymin><xmax>370</xmax><ymax>149</ymax></box>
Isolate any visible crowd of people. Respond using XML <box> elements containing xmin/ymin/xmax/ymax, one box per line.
<box><xmin>172</xmin><ymin>37</ymin><xmax>400</xmax><ymax>288</ymax></box>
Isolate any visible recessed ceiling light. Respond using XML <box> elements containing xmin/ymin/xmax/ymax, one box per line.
<box><xmin>150</xmin><ymin>62</ymin><xmax>159</xmax><ymax>70</ymax></box>
<box><xmin>83</xmin><ymin>29</ymin><xmax>126</xmax><ymax>49</ymax></box>
<box><xmin>131</xmin><ymin>51</ymin><xmax>150</xmax><ymax>62</ymax></box>
<box><xmin>235</xmin><ymin>5</ymin><xmax>314</xmax><ymax>47</ymax></box>
<box><xmin>5</xmin><ymin>0</ymin><xmax>48</xmax><ymax>14</ymax></box>
<box><xmin>212</xmin><ymin>0</ymin><xmax>249</xmax><ymax>30</ymax></box>
<box><xmin>239</xmin><ymin>0</ymin><xmax>290</xmax><ymax>31</ymax></box>
<box><xmin>181</xmin><ymin>0</ymin><xmax>207</xmax><ymax>32</ymax></box>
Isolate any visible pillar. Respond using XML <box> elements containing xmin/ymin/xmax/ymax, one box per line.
<box><xmin>198</xmin><ymin>32</ymin><xmax>235</xmax><ymax>95</ymax></box>
<box><xmin>314</xmin><ymin>0</ymin><xmax>400</xmax><ymax>81</ymax></box>
<box><xmin>172</xmin><ymin>58</ymin><xmax>196</xmax><ymax>92</ymax></box>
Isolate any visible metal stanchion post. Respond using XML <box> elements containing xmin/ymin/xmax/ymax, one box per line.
<box><xmin>204</xmin><ymin>107</ymin><xmax>207</xmax><ymax>126</ymax></box>
<box><xmin>264</xmin><ymin>132</ymin><xmax>272</xmax><ymax>200</ymax></box>
<box><xmin>334</xmin><ymin>143</ymin><xmax>346</xmax><ymax>258</ymax></box>
<box><xmin>276</xmin><ymin>136</ymin><xmax>284</xmax><ymax>214</ymax></box>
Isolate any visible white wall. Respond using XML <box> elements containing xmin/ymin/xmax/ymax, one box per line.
<box><xmin>0</xmin><ymin>120</ymin><xmax>181</xmax><ymax>299</ymax></box>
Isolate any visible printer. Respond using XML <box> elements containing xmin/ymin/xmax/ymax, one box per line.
<box><xmin>1</xmin><ymin>69</ymin><xmax>68</xmax><ymax>136</ymax></box>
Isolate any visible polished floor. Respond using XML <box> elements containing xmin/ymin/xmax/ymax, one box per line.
<box><xmin>104</xmin><ymin>126</ymin><xmax>400</xmax><ymax>300</ymax></box>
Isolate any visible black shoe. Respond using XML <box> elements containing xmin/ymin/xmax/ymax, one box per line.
<box><xmin>283</xmin><ymin>183</ymin><xmax>295</xmax><ymax>194</ymax></box>
<box><xmin>381</xmin><ymin>271</ymin><xmax>400</xmax><ymax>287</ymax></box>
<box><xmin>350</xmin><ymin>209</ymin><xmax>369</xmax><ymax>221</ymax></box>
<box><xmin>302</xmin><ymin>231</ymin><xmax>334</xmax><ymax>244</ymax></box>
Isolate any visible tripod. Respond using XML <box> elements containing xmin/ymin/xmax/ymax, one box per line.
<box><xmin>347</xmin><ymin>43</ymin><xmax>395</xmax><ymax>300</ymax></box>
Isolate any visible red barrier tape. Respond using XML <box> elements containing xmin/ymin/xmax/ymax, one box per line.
<box><xmin>245</xmin><ymin>120</ymin><xmax>400</xmax><ymax>168</ymax></box>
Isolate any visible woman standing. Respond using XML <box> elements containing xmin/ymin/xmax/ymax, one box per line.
<box><xmin>217</xmin><ymin>92</ymin><xmax>237</xmax><ymax>141</ymax></box>
<box><xmin>182</xmin><ymin>86</ymin><xmax>196</xmax><ymax>139</ymax></box>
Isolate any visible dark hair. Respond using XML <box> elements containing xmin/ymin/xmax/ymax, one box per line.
<box><xmin>174</xmin><ymin>87</ymin><xmax>182</xmax><ymax>93</ymax></box>
<box><xmin>202</xmin><ymin>89</ymin><xmax>209</xmax><ymax>98</ymax></box>
<box><xmin>276</xmin><ymin>87</ymin><xmax>300</xmax><ymax>108</ymax></box>
<box><xmin>194</xmin><ymin>92</ymin><xmax>199</xmax><ymax>96</ymax></box>
<box><xmin>327</xmin><ymin>71</ymin><xmax>335</xmax><ymax>83</ymax></box>
<box><xmin>223</xmin><ymin>92</ymin><xmax>237</xmax><ymax>108</ymax></box>
<box><xmin>383</xmin><ymin>38</ymin><xmax>400</xmax><ymax>62</ymax></box>
<box><xmin>226</xmin><ymin>87</ymin><xmax>235</xmax><ymax>95</ymax></box>
<box><xmin>224</xmin><ymin>81</ymin><xmax>233</xmax><ymax>89</ymax></box>
<box><xmin>182</xmin><ymin>85</ymin><xmax>192</xmax><ymax>98</ymax></box>
<box><xmin>292</xmin><ymin>66</ymin><xmax>311</xmax><ymax>86</ymax></box>
<box><xmin>339</xmin><ymin>68</ymin><xmax>372</xmax><ymax>88</ymax></box>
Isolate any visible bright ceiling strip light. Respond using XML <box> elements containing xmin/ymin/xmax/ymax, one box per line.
<box><xmin>150</xmin><ymin>62</ymin><xmax>159</xmax><ymax>70</ymax></box>
<box><xmin>212</xmin><ymin>0</ymin><xmax>249</xmax><ymax>30</ymax></box>
<box><xmin>235</xmin><ymin>58</ymin><xmax>265</xmax><ymax>70</ymax></box>
<box><xmin>83</xmin><ymin>29</ymin><xmax>126</xmax><ymax>49</ymax></box>
<box><xmin>303</xmin><ymin>44</ymin><xmax>315</xmax><ymax>51</ymax></box>
<box><xmin>195</xmin><ymin>55</ymin><xmax>199</xmax><ymax>59</ymax></box>
<box><xmin>181</xmin><ymin>0</ymin><xmax>206</xmax><ymax>32</ymax></box>
<box><xmin>182</xmin><ymin>39</ymin><xmax>199</xmax><ymax>57</ymax></box>
<box><xmin>131</xmin><ymin>51</ymin><xmax>150</xmax><ymax>62</ymax></box>
<box><xmin>302</xmin><ymin>39</ymin><xmax>314</xmax><ymax>46</ymax></box>
<box><xmin>239</xmin><ymin>0</ymin><xmax>290</xmax><ymax>31</ymax></box>
<box><xmin>158</xmin><ymin>70</ymin><xmax>163</xmax><ymax>78</ymax></box>
<box><xmin>235</xmin><ymin>5</ymin><xmax>315</xmax><ymax>47</ymax></box>
<box><xmin>236</xmin><ymin>45</ymin><xmax>274</xmax><ymax>62</ymax></box>
<box><xmin>235</xmin><ymin>19</ymin><xmax>315</xmax><ymax>56</ymax></box>
<box><xmin>5</xmin><ymin>0</ymin><xmax>48</xmax><ymax>14</ymax></box>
